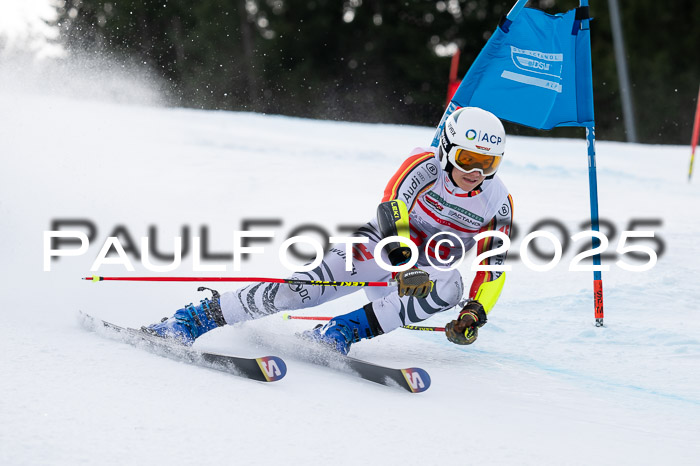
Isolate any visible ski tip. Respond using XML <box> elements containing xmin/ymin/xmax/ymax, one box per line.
<box><xmin>256</xmin><ymin>356</ymin><xmax>287</xmax><ymax>382</ymax></box>
<box><xmin>400</xmin><ymin>367</ymin><xmax>431</xmax><ymax>393</ymax></box>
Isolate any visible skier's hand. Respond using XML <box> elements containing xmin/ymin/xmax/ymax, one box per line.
<box><xmin>445</xmin><ymin>301</ymin><xmax>487</xmax><ymax>345</ymax></box>
<box><xmin>395</xmin><ymin>268</ymin><xmax>432</xmax><ymax>298</ymax></box>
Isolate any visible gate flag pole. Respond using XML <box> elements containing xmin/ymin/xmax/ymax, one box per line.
<box><xmin>586</xmin><ymin>125</ymin><xmax>604</xmax><ymax>326</ymax></box>
<box><xmin>581</xmin><ymin>0</ymin><xmax>604</xmax><ymax>326</ymax></box>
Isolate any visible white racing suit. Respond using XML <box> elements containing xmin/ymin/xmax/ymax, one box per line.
<box><xmin>220</xmin><ymin>148</ymin><xmax>513</xmax><ymax>334</ymax></box>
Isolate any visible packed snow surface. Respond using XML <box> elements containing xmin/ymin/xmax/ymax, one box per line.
<box><xmin>1</xmin><ymin>87</ymin><xmax>699</xmax><ymax>465</ymax></box>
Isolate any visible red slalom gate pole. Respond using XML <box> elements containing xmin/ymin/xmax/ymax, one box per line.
<box><xmin>282</xmin><ymin>314</ymin><xmax>445</xmax><ymax>332</ymax></box>
<box><xmin>83</xmin><ymin>276</ymin><xmax>395</xmax><ymax>288</ymax></box>
<box><xmin>445</xmin><ymin>49</ymin><xmax>462</xmax><ymax>108</ymax></box>
<box><xmin>689</xmin><ymin>84</ymin><xmax>700</xmax><ymax>181</ymax></box>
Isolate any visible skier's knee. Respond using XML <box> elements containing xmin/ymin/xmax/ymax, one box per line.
<box><xmin>274</xmin><ymin>282</ymin><xmax>316</xmax><ymax>310</ymax></box>
<box><xmin>432</xmin><ymin>269</ymin><xmax>464</xmax><ymax>309</ymax></box>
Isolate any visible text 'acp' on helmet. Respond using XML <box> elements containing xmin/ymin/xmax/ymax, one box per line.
<box><xmin>443</xmin><ymin>107</ymin><xmax>506</xmax><ymax>157</ymax></box>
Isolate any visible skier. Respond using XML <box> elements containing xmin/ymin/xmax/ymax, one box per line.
<box><xmin>144</xmin><ymin>107</ymin><xmax>514</xmax><ymax>355</ymax></box>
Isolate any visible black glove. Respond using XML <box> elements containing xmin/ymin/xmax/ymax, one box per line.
<box><xmin>445</xmin><ymin>322</ymin><xmax>479</xmax><ymax>345</ymax></box>
<box><xmin>445</xmin><ymin>300</ymin><xmax>487</xmax><ymax>345</ymax></box>
<box><xmin>395</xmin><ymin>268</ymin><xmax>432</xmax><ymax>298</ymax></box>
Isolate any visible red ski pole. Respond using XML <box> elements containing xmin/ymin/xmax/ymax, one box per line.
<box><xmin>83</xmin><ymin>275</ymin><xmax>395</xmax><ymax>288</ymax></box>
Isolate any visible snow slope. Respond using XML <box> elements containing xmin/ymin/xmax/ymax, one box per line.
<box><xmin>1</xmin><ymin>84</ymin><xmax>699</xmax><ymax>465</ymax></box>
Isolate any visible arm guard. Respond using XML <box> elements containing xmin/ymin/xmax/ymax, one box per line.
<box><xmin>471</xmin><ymin>273</ymin><xmax>505</xmax><ymax>314</ymax></box>
<box><xmin>377</xmin><ymin>200</ymin><xmax>412</xmax><ymax>266</ymax></box>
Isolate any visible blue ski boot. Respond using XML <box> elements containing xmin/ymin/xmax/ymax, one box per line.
<box><xmin>142</xmin><ymin>287</ymin><xmax>226</xmax><ymax>346</ymax></box>
<box><xmin>302</xmin><ymin>304</ymin><xmax>384</xmax><ymax>355</ymax></box>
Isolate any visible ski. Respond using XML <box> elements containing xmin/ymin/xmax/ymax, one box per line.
<box><xmin>78</xmin><ymin>312</ymin><xmax>286</xmax><ymax>382</ymax></box>
<box><xmin>332</xmin><ymin>354</ymin><xmax>431</xmax><ymax>393</ymax></box>
<box><xmin>262</xmin><ymin>334</ymin><xmax>431</xmax><ymax>393</ymax></box>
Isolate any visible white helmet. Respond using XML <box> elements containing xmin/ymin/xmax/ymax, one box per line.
<box><xmin>439</xmin><ymin>107</ymin><xmax>506</xmax><ymax>176</ymax></box>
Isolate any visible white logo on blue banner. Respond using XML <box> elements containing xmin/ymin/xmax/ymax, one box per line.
<box><xmin>502</xmin><ymin>46</ymin><xmax>564</xmax><ymax>93</ymax></box>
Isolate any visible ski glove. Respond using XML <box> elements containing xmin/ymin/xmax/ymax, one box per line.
<box><xmin>445</xmin><ymin>300</ymin><xmax>487</xmax><ymax>345</ymax></box>
<box><xmin>395</xmin><ymin>268</ymin><xmax>432</xmax><ymax>298</ymax></box>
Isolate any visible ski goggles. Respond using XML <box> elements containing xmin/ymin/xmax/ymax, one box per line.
<box><xmin>450</xmin><ymin>148</ymin><xmax>502</xmax><ymax>176</ymax></box>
